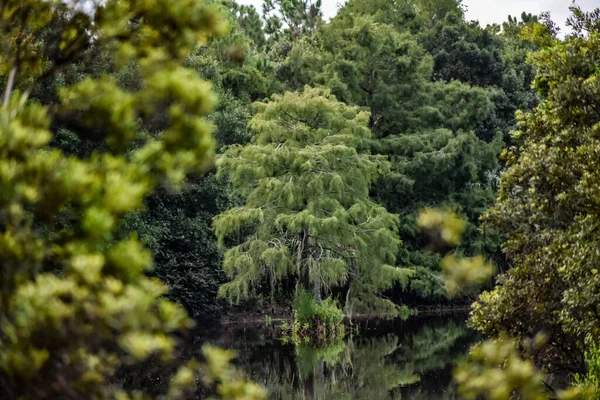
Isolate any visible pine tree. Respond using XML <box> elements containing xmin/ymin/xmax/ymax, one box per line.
<box><xmin>214</xmin><ymin>87</ymin><xmax>411</xmax><ymax>315</ymax></box>
<box><xmin>263</xmin><ymin>0</ymin><xmax>323</xmax><ymax>42</ymax></box>
<box><xmin>227</xmin><ymin>1</ymin><xmax>267</xmax><ymax>49</ymax></box>
<box><xmin>307</xmin><ymin>11</ymin><xmax>504</xmax><ymax>301</ymax></box>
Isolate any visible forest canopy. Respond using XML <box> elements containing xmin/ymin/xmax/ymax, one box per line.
<box><xmin>1</xmin><ymin>0</ymin><xmax>600</xmax><ymax>398</ymax></box>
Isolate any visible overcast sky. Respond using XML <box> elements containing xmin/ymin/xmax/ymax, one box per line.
<box><xmin>236</xmin><ymin>0</ymin><xmax>598</xmax><ymax>32</ymax></box>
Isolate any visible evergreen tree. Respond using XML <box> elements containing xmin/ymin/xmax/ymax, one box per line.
<box><xmin>306</xmin><ymin>10</ymin><xmax>504</xmax><ymax>302</ymax></box>
<box><xmin>214</xmin><ymin>87</ymin><xmax>411</xmax><ymax>315</ymax></box>
<box><xmin>263</xmin><ymin>0</ymin><xmax>323</xmax><ymax>42</ymax></box>
<box><xmin>472</xmin><ymin>6</ymin><xmax>600</xmax><ymax>371</ymax></box>
<box><xmin>226</xmin><ymin>1</ymin><xmax>267</xmax><ymax>49</ymax></box>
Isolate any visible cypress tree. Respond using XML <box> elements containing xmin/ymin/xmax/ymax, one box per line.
<box><xmin>214</xmin><ymin>87</ymin><xmax>411</xmax><ymax>315</ymax></box>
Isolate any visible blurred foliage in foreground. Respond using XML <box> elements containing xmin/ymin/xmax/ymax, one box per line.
<box><xmin>0</xmin><ymin>0</ymin><xmax>263</xmax><ymax>398</ymax></box>
<box><xmin>418</xmin><ymin>208</ymin><xmax>496</xmax><ymax>297</ymax></box>
<box><xmin>455</xmin><ymin>335</ymin><xmax>594</xmax><ymax>400</ymax></box>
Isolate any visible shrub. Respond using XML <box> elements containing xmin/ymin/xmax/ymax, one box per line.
<box><xmin>293</xmin><ymin>290</ymin><xmax>318</xmax><ymax>325</ymax></box>
<box><xmin>284</xmin><ymin>291</ymin><xmax>345</xmax><ymax>343</ymax></box>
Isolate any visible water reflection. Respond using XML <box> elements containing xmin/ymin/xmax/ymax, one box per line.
<box><xmin>216</xmin><ymin>314</ymin><xmax>477</xmax><ymax>400</ymax></box>
<box><xmin>118</xmin><ymin>314</ymin><xmax>477</xmax><ymax>399</ymax></box>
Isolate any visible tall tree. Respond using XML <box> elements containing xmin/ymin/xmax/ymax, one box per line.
<box><xmin>303</xmin><ymin>11</ymin><xmax>504</xmax><ymax>302</ymax></box>
<box><xmin>472</xmin><ymin>6</ymin><xmax>600</xmax><ymax>372</ymax></box>
<box><xmin>226</xmin><ymin>1</ymin><xmax>267</xmax><ymax>49</ymax></box>
<box><xmin>214</xmin><ymin>87</ymin><xmax>411</xmax><ymax>315</ymax></box>
<box><xmin>263</xmin><ymin>0</ymin><xmax>323</xmax><ymax>42</ymax></box>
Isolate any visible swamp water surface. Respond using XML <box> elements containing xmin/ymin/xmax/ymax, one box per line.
<box><xmin>125</xmin><ymin>313</ymin><xmax>478</xmax><ymax>399</ymax></box>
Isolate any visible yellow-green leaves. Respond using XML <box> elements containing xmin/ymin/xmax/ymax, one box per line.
<box><xmin>106</xmin><ymin>238</ymin><xmax>153</xmax><ymax>281</ymax></box>
<box><xmin>119</xmin><ymin>332</ymin><xmax>174</xmax><ymax>361</ymax></box>
<box><xmin>202</xmin><ymin>345</ymin><xmax>267</xmax><ymax>400</ymax></box>
<box><xmin>417</xmin><ymin>208</ymin><xmax>495</xmax><ymax>297</ymax></box>
<box><xmin>455</xmin><ymin>335</ymin><xmax>595</xmax><ymax>400</ymax></box>
<box><xmin>455</xmin><ymin>335</ymin><xmax>548</xmax><ymax>400</ymax></box>
<box><xmin>0</xmin><ymin>0</ymin><xmax>241</xmax><ymax>398</ymax></box>
<box><xmin>441</xmin><ymin>255</ymin><xmax>495</xmax><ymax>297</ymax></box>
<box><xmin>215</xmin><ymin>87</ymin><xmax>408</xmax><ymax>314</ymax></box>
<box><xmin>59</xmin><ymin>78</ymin><xmax>138</xmax><ymax>150</ymax></box>
<box><xmin>70</xmin><ymin>253</ymin><xmax>105</xmax><ymax>284</ymax></box>
<box><xmin>417</xmin><ymin>208</ymin><xmax>466</xmax><ymax>247</ymax></box>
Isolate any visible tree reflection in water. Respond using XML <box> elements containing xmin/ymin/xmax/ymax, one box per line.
<box><xmin>119</xmin><ymin>314</ymin><xmax>477</xmax><ymax>399</ymax></box>
<box><xmin>230</xmin><ymin>314</ymin><xmax>477</xmax><ymax>399</ymax></box>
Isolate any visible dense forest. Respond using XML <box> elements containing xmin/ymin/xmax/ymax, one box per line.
<box><xmin>140</xmin><ymin>0</ymin><xmax>542</xmax><ymax>319</ymax></box>
<box><xmin>0</xmin><ymin>0</ymin><xmax>600</xmax><ymax>398</ymax></box>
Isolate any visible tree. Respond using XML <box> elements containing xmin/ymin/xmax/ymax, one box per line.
<box><xmin>0</xmin><ymin>0</ymin><xmax>263</xmax><ymax>398</ymax></box>
<box><xmin>502</xmin><ymin>12</ymin><xmax>539</xmax><ymax>39</ymax></box>
<box><xmin>316</xmin><ymin>15</ymin><xmax>436</xmax><ymax>135</ymax></box>
<box><xmin>15</xmin><ymin>0</ymin><xmax>264</xmax><ymax>322</ymax></box>
<box><xmin>303</xmin><ymin>10</ymin><xmax>504</xmax><ymax>302</ymax></box>
<box><xmin>123</xmin><ymin>174</ymin><xmax>234</xmax><ymax>321</ymax></box>
<box><xmin>119</xmin><ymin>6</ymin><xmax>265</xmax><ymax>320</ymax></box>
<box><xmin>263</xmin><ymin>0</ymin><xmax>323</xmax><ymax>42</ymax></box>
<box><xmin>214</xmin><ymin>87</ymin><xmax>411</xmax><ymax>315</ymax></box>
<box><xmin>471</xmin><ymin>6</ymin><xmax>600</xmax><ymax>372</ymax></box>
<box><xmin>226</xmin><ymin>1</ymin><xmax>267</xmax><ymax>49</ymax></box>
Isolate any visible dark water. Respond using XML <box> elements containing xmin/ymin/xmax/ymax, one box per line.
<box><xmin>203</xmin><ymin>313</ymin><xmax>477</xmax><ymax>400</ymax></box>
<box><xmin>120</xmin><ymin>313</ymin><xmax>478</xmax><ymax>399</ymax></box>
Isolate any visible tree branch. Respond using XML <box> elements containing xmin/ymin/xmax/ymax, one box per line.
<box><xmin>3</xmin><ymin>65</ymin><xmax>17</xmax><ymax>107</ymax></box>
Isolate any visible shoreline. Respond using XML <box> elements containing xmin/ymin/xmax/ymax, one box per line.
<box><xmin>216</xmin><ymin>304</ymin><xmax>472</xmax><ymax>326</ymax></box>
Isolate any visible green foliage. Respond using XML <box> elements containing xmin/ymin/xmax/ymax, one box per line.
<box><xmin>585</xmin><ymin>343</ymin><xmax>600</xmax><ymax>392</ymax></box>
<box><xmin>0</xmin><ymin>0</ymin><xmax>263</xmax><ymax>398</ymax></box>
<box><xmin>315</xmin><ymin>298</ymin><xmax>345</xmax><ymax>327</ymax></box>
<box><xmin>214</xmin><ymin>87</ymin><xmax>411</xmax><ymax>315</ymax></box>
<box><xmin>122</xmin><ymin>175</ymin><xmax>233</xmax><ymax>320</ymax></box>
<box><xmin>293</xmin><ymin>289</ymin><xmax>318</xmax><ymax>324</ymax></box>
<box><xmin>263</xmin><ymin>0</ymin><xmax>322</xmax><ymax>42</ymax></box>
<box><xmin>455</xmin><ymin>335</ymin><xmax>592</xmax><ymax>400</ymax></box>
<box><xmin>284</xmin><ymin>290</ymin><xmax>345</xmax><ymax>343</ymax></box>
<box><xmin>471</xmin><ymin>5</ymin><xmax>600</xmax><ymax>370</ymax></box>
<box><xmin>574</xmin><ymin>337</ymin><xmax>600</xmax><ymax>398</ymax></box>
<box><xmin>201</xmin><ymin>345</ymin><xmax>267</xmax><ymax>400</ymax></box>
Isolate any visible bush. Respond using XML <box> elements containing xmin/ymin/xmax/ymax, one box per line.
<box><xmin>315</xmin><ymin>297</ymin><xmax>344</xmax><ymax>326</ymax></box>
<box><xmin>293</xmin><ymin>290</ymin><xmax>318</xmax><ymax>325</ymax></box>
<box><xmin>283</xmin><ymin>291</ymin><xmax>345</xmax><ymax>343</ymax></box>
<box><xmin>574</xmin><ymin>338</ymin><xmax>600</xmax><ymax>398</ymax></box>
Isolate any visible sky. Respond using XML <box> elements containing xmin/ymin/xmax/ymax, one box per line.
<box><xmin>236</xmin><ymin>0</ymin><xmax>599</xmax><ymax>32</ymax></box>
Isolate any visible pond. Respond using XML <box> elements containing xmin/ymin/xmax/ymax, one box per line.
<box><xmin>121</xmin><ymin>312</ymin><xmax>478</xmax><ymax>399</ymax></box>
<box><xmin>207</xmin><ymin>313</ymin><xmax>476</xmax><ymax>399</ymax></box>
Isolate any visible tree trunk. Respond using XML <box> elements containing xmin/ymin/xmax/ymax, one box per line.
<box><xmin>303</xmin><ymin>359</ymin><xmax>324</xmax><ymax>400</ymax></box>
<box><xmin>313</xmin><ymin>262</ymin><xmax>322</xmax><ymax>304</ymax></box>
<box><xmin>299</xmin><ymin>230</ymin><xmax>311</xmax><ymax>292</ymax></box>
<box><xmin>298</xmin><ymin>230</ymin><xmax>321</xmax><ymax>304</ymax></box>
